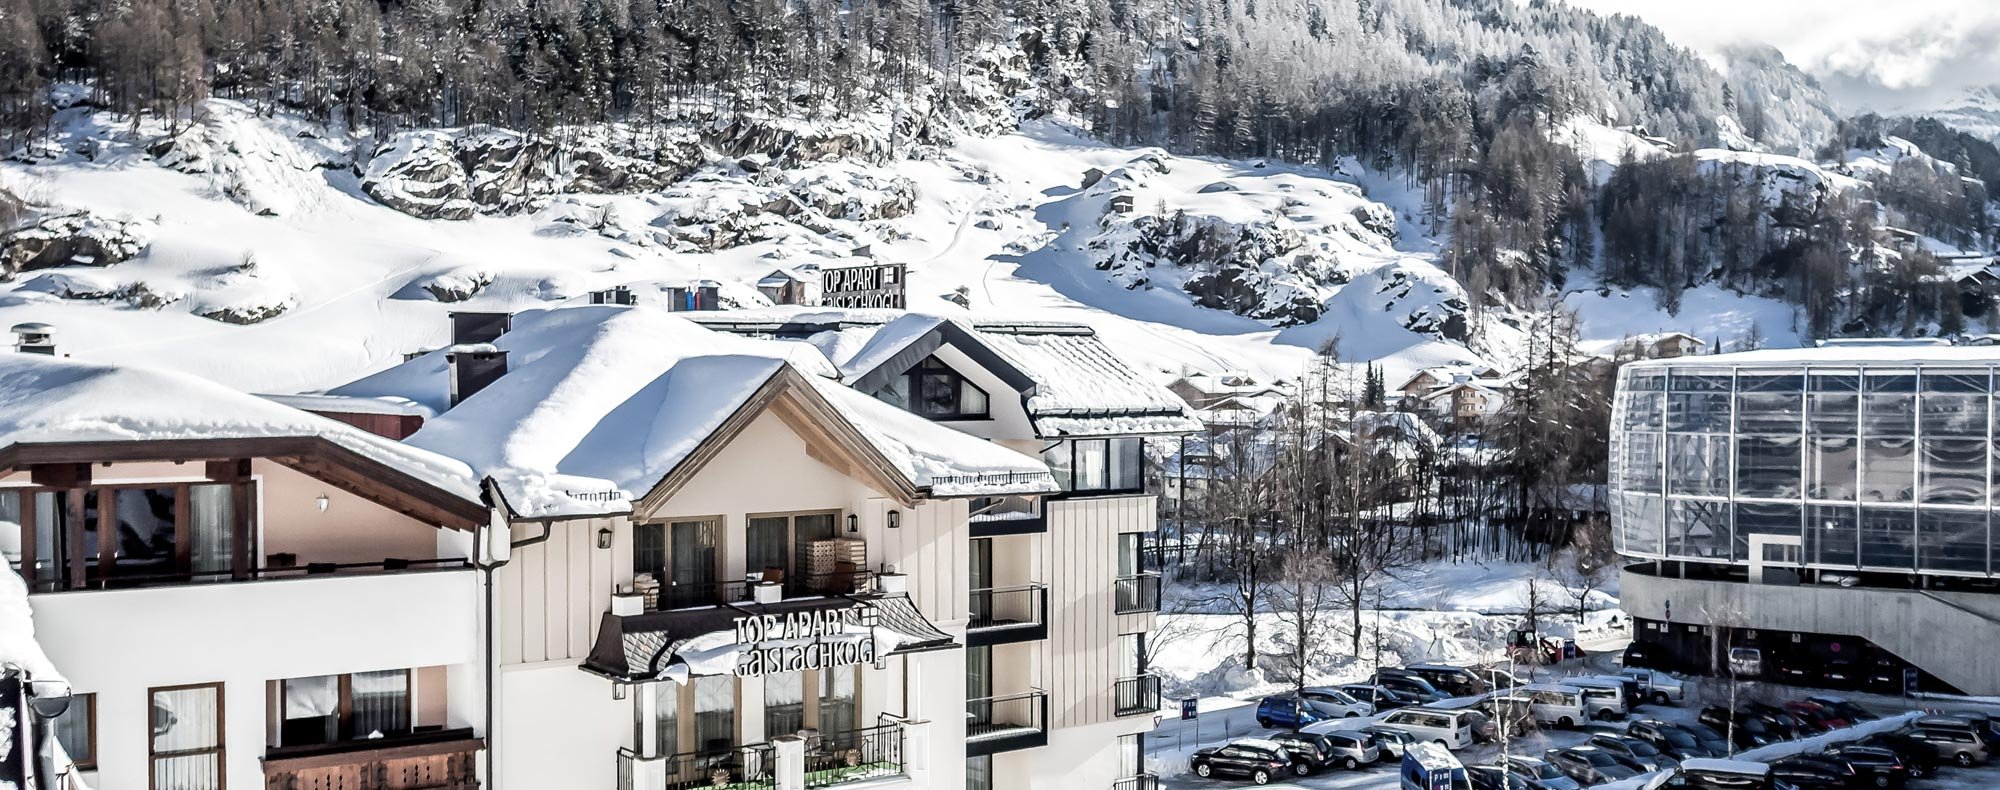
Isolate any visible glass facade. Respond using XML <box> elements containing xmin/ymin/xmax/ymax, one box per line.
<box><xmin>1611</xmin><ymin>362</ymin><xmax>1999</xmax><ymax>576</ymax></box>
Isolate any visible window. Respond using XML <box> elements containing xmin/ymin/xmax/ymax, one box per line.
<box><xmin>5</xmin><ymin>483</ymin><xmax>242</xmax><ymax>591</ymax></box>
<box><xmin>278</xmin><ymin>670</ymin><xmax>411</xmax><ymax>747</ymax></box>
<box><xmin>873</xmin><ymin>357</ymin><xmax>989</xmax><ymax>420</ymax></box>
<box><xmin>51</xmin><ymin>692</ymin><xmax>93</xmax><ymax>770</ymax></box>
<box><xmin>1118</xmin><ymin>633</ymin><xmax>1145</xmax><ymax>677</ymax></box>
<box><xmin>152</xmin><ymin>683</ymin><xmax>223</xmax><ymax>790</ymax></box>
<box><xmin>819</xmin><ymin>664</ymin><xmax>857</xmax><ymax>736</ymax></box>
<box><xmin>693</xmin><ymin>675</ymin><xmax>734</xmax><ymax>754</ymax></box>
<box><xmin>766</xmin><ymin>672</ymin><xmax>805</xmax><ymax>738</ymax></box>
<box><xmin>966</xmin><ymin>756</ymin><xmax>993</xmax><ymax>790</ymax></box>
<box><xmin>646</xmin><ymin>681</ymin><xmax>680</xmax><ymax>756</ymax></box>
<box><xmin>744</xmin><ymin>512</ymin><xmax>844</xmax><ymax>594</ymax></box>
<box><xmin>1045</xmin><ymin>438</ymin><xmax>1144</xmax><ymax>494</ymax></box>
<box><xmin>658</xmin><ymin>519</ymin><xmax>720</xmax><ymax>609</ymax></box>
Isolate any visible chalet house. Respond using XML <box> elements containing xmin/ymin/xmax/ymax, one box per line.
<box><xmin>1394</xmin><ymin>364</ymin><xmax>1499</xmax><ymax>402</ymax></box>
<box><xmin>1419</xmin><ymin>379</ymin><xmax>1509</xmax><ymax>426</ymax></box>
<box><xmin>0</xmin><ymin>354</ymin><xmax>493</xmax><ymax>790</ymax></box>
<box><xmin>756</xmin><ymin>268</ymin><xmax>816</xmax><ymax>306</ymax></box>
<box><xmin>1618</xmin><ymin>332</ymin><xmax>1705</xmax><ymax>360</ymax></box>
<box><xmin>1166</xmin><ymin>370</ymin><xmax>1285</xmax><ymax>411</ymax></box>
<box><xmin>1954</xmin><ymin>266</ymin><xmax>2000</xmax><ymax>317</ymax></box>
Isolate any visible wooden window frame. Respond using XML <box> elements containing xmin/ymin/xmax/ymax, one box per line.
<box><xmin>276</xmin><ymin>669</ymin><xmax>413</xmax><ymax>748</ymax></box>
<box><xmin>742</xmin><ymin>509</ymin><xmax>843</xmax><ymax>588</ymax></box>
<box><xmin>903</xmin><ymin>357</ymin><xmax>990</xmax><ymax>421</ymax></box>
<box><xmin>8</xmin><ymin>480</ymin><xmax>255</xmax><ymax>592</ymax></box>
<box><xmin>640</xmin><ymin>515</ymin><xmax>728</xmax><ymax>608</ymax></box>
<box><xmin>149</xmin><ymin>682</ymin><xmax>225</xmax><ymax>790</ymax></box>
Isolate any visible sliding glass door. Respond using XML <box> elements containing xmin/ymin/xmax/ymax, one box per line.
<box><xmin>664</xmin><ymin>519</ymin><xmax>719</xmax><ymax>609</ymax></box>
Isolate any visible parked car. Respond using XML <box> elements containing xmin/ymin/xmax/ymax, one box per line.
<box><xmin>1363</xmin><ymin>725</ymin><xmax>1418</xmax><ymax>762</ymax></box>
<box><xmin>1665</xmin><ymin>758</ymin><xmax>1784</xmax><ymax>790</ymax></box>
<box><xmin>1318</xmin><ymin>730</ymin><xmax>1382</xmax><ymax>771</ymax></box>
<box><xmin>1729</xmin><ymin>647</ymin><xmax>1763</xmax><ymax>678</ymax></box>
<box><xmin>1857</xmin><ymin>732</ymin><xmax>1939</xmax><ymax>778</ymax></box>
<box><xmin>1679</xmin><ymin>722</ymin><xmax>1735</xmax><ymax>757</ymax></box>
<box><xmin>1628</xmin><ymin>719</ymin><xmax>1723</xmax><ymax>761</ymax></box>
<box><xmin>1698</xmin><ymin>707</ymin><xmax>1782</xmax><ymax>750</ymax></box>
<box><xmin>1617</xmin><ymin>667</ymin><xmax>1688</xmax><ymax>705</ymax></box>
<box><xmin>1783</xmin><ymin>701</ymin><xmax>1847</xmax><ymax>731</ymax></box>
<box><xmin>1406</xmin><ymin>663</ymin><xmax>1493</xmax><ymax>696</ymax></box>
<box><xmin>1747</xmin><ymin>702</ymin><xmax>1820</xmax><ymax>737</ymax></box>
<box><xmin>1479</xmin><ymin>667</ymin><xmax>1529</xmax><ymax>691</ymax></box>
<box><xmin>1300</xmin><ymin>687</ymin><xmax>1374</xmax><ymax>717</ymax></box>
<box><xmin>1903</xmin><ymin>723</ymin><xmax>1990</xmax><ymax>767</ymax></box>
<box><xmin>1378</xmin><ymin>707</ymin><xmax>1479</xmax><ymax>750</ymax></box>
<box><xmin>1402</xmin><ymin>742</ymin><xmax>1470</xmax><ymax>790</ymax></box>
<box><xmin>1519</xmin><ymin>684</ymin><xmax>1589</xmax><ymax>729</ymax></box>
<box><xmin>1468</xmin><ymin>764</ymin><xmax>1534</xmax><ymax>790</ymax></box>
<box><xmin>1496</xmin><ymin>755</ymin><xmax>1581</xmax><ymax>790</ymax></box>
<box><xmin>1190</xmin><ymin>739</ymin><xmax>1296</xmax><ymax>784</ymax></box>
<box><xmin>1587</xmin><ymin>734</ymin><xmax>1678</xmax><ymax>771</ymax></box>
<box><xmin>1944</xmin><ymin>711</ymin><xmax>2000</xmax><ymax>746</ymax></box>
<box><xmin>1373</xmin><ymin>670</ymin><xmax>1450</xmax><ymax>702</ymax></box>
<box><xmin>1807</xmin><ymin>696</ymin><xmax>1877</xmax><ymax>724</ymax></box>
<box><xmin>1476</xmin><ymin>692</ymin><xmax>1540</xmax><ymax>738</ymax></box>
<box><xmin>1263</xmin><ymin>733</ymin><xmax>1334</xmax><ymax>776</ymax></box>
<box><xmin>1544</xmin><ymin>746</ymin><xmax>1641</xmax><ymax>785</ymax></box>
<box><xmin>1255</xmin><ymin>695</ymin><xmax>1365</xmax><ymax>730</ymax></box>
<box><xmin>1586</xmin><ymin>673</ymin><xmax>1644</xmax><ymax>707</ymax></box>
<box><xmin>1819</xmin><ymin>743</ymin><xmax>1909</xmax><ymax>788</ymax></box>
<box><xmin>1768</xmin><ymin>754</ymin><xmax>1854</xmax><ymax>789</ymax></box>
<box><xmin>1341</xmin><ymin>683</ymin><xmax>1420</xmax><ymax>711</ymax></box>
<box><xmin>1558</xmin><ymin>678</ymin><xmax>1629</xmax><ymax>721</ymax></box>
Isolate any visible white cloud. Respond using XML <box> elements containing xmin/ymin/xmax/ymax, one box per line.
<box><xmin>1559</xmin><ymin>0</ymin><xmax>2000</xmax><ymax>112</ymax></box>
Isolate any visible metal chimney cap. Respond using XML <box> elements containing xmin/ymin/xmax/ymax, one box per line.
<box><xmin>11</xmin><ymin>322</ymin><xmax>53</xmax><ymax>334</ymax></box>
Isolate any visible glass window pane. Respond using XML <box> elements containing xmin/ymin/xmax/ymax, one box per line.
<box><xmin>1736</xmin><ymin>435</ymin><xmax>1802</xmax><ymax>498</ymax></box>
<box><xmin>1668</xmin><ymin>434</ymin><xmax>1728</xmax><ymax>496</ymax></box>
<box><xmin>1042</xmin><ymin>443</ymin><xmax>1073</xmax><ymax>491</ymax></box>
<box><xmin>765</xmin><ymin>671</ymin><xmax>805</xmax><ymax>738</ymax></box>
<box><xmin>793</xmin><ymin>514</ymin><xmax>836</xmax><ymax>588</ymax></box>
<box><xmin>650</xmin><ymin>682</ymin><xmax>680</xmax><ymax>755</ymax></box>
<box><xmin>633</xmin><ymin>523</ymin><xmax>666</xmax><ymax>583</ymax></box>
<box><xmin>1807</xmin><ymin>437</ymin><xmax>1859</xmax><ymax>500</ymax></box>
<box><xmin>350</xmin><ymin>669</ymin><xmax>409</xmax><ymax>739</ymax></box>
<box><xmin>1623</xmin><ymin>392</ymin><xmax>1665</xmax><ymax>431</ymax></box>
<box><xmin>1919</xmin><ymin>509</ymin><xmax>1987</xmax><ymax>574</ymax></box>
<box><xmin>667</xmin><ymin>521</ymin><xmax>718</xmax><ymax>609</ymax></box>
<box><xmin>1808</xmin><ymin>504</ymin><xmax>1859</xmax><ymax>567</ymax></box>
<box><xmin>1863</xmin><ymin>392</ymin><xmax>1916</xmax><ymax>437</ymax></box>
<box><xmin>52</xmin><ymin>693</ymin><xmax>91</xmax><ymax>767</ymax></box>
<box><xmin>1860</xmin><ymin>438</ymin><xmax>1917</xmax><ymax>503</ymax></box>
<box><xmin>1858</xmin><ymin>507</ymin><xmax>1917</xmax><ymax>570</ymax></box>
<box><xmin>1621</xmin><ymin>494</ymin><xmax>1664</xmax><ymax>557</ymax></box>
<box><xmin>1808</xmin><ymin>392</ymin><xmax>1858</xmax><ymax>438</ymax></box>
<box><xmin>746</xmin><ymin>517</ymin><xmax>788</xmax><ymax>579</ymax></box>
<box><xmin>153</xmin><ymin>685</ymin><xmax>221</xmax><ymax>757</ymax></box>
<box><xmin>1733</xmin><ymin>503</ymin><xmax>1800</xmax><ymax>562</ymax></box>
<box><xmin>1667</xmin><ymin>499</ymin><xmax>1727</xmax><ymax>559</ymax></box>
<box><xmin>112</xmin><ymin>487</ymin><xmax>177</xmax><ymax>581</ymax></box>
<box><xmin>693</xmin><ymin>675</ymin><xmax>734</xmax><ymax>753</ymax></box>
<box><xmin>1110</xmin><ymin>437</ymin><xmax>1142</xmax><ymax>491</ymax></box>
<box><xmin>0</xmin><ymin>492</ymin><xmax>19</xmax><ymax>570</ymax></box>
<box><xmin>189</xmin><ymin>484</ymin><xmax>232</xmax><ymax>579</ymax></box>
<box><xmin>33</xmin><ymin>492</ymin><xmax>62</xmax><ymax>591</ymax></box>
<box><xmin>1622</xmin><ymin>433</ymin><xmax>1663</xmax><ymax>492</ymax></box>
<box><xmin>1669</xmin><ymin>392</ymin><xmax>1731</xmax><ymax>432</ymax></box>
<box><xmin>1921</xmin><ymin>391</ymin><xmax>1988</xmax><ymax>437</ymax></box>
<box><xmin>1735</xmin><ymin>392</ymin><xmax>1802</xmax><ymax>435</ymax></box>
<box><xmin>1075</xmin><ymin>440</ymin><xmax>1109</xmax><ymax>491</ymax></box>
<box><xmin>960</xmin><ymin>379</ymin><xmax>989</xmax><ymax>416</ymax></box>
<box><xmin>281</xmin><ymin>676</ymin><xmax>338</xmax><ymax>746</ymax></box>
<box><xmin>1922</xmin><ymin>439</ymin><xmax>1986</xmax><ymax>504</ymax></box>
<box><xmin>820</xmin><ymin>664</ymin><xmax>856</xmax><ymax>735</ymax></box>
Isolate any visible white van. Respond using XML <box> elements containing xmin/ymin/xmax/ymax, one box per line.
<box><xmin>1377</xmin><ymin>706</ymin><xmax>1478</xmax><ymax>751</ymax></box>
<box><xmin>1560</xmin><ymin>678</ymin><xmax>1628</xmax><ymax>721</ymax></box>
<box><xmin>1519</xmin><ymin>683</ymin><xmax>1589</xmax><ymax>729</ymax></box>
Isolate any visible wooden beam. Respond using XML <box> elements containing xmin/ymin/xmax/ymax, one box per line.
<box><xmin>30</xmin><ymin>463</ymin><xmax>88</xmax><ymax>489</ymax></box>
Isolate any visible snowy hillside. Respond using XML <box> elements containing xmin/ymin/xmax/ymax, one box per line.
<box><xmin>0</xmin><ymin>99</ymin><xmax>1504</xmax><ymax>396</ymax></box>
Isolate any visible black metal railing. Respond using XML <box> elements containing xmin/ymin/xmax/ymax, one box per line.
<box><xmin>646</xmin><ymin>571</ymin><xmax>879</xmax><ymax>612</ymax></box>
<box><xmin>967</xmin><ymin>690</ymin><xmax>1048</xmax><ymax>738</ymax></box>
<box><xmin>618</xmin><ymin>744</ymin><xmax>776</xmax><ymax>790</ymax></box>
<box><xmin>968</xmin><ymin>584</ymin><xmax>1048</xmax><ymax>631</ymax></box>
<box><xmin>1114</xmin><ymin>675</ymin><xmax>1161</xmax><ymax>717</ymax></box>
<box><xmin>1114</xmin><ymin>573</ymin><xmax>1161</xmax><ymax>614</ymax></box>
<box><xmin>24</xmin><ymin>556</ymin><xmax>472</xmax><ymax>594</ymax></box>
<box><xmin>803</xmin><ymin>724</ymin><xmax>904</xmax><ymax>788</ymax></box>
<box><xmin>1112</xmin><ymin>775</ymin><xmax>1161</xmax><ymax>790</ymax></box>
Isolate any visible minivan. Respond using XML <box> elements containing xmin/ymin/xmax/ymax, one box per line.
<box><xmin>1379</xmin><ymin>707</ymin><xmax>1479</xmax><ymax>751</ymax></box>
<box><xmin>1519</xmin><ymin>684</ymin><xmax>1589</xmax><ymax>728</ymax></box>
<box><xmin>1559</xmin><ymin>678</ymin><xmax>1628</xmax><ymax>721</ymax></box>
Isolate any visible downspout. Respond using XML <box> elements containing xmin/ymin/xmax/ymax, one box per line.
<box><xmin>472</xmin><ymin>478</ymin><xmax>551</xmax><ymax>790</ymax></box>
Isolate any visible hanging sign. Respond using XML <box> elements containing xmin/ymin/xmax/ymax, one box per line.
<box><xmin>732</xmin><ymin>607</ymin><xmax>877</xmax><ymax>676</ymax></box>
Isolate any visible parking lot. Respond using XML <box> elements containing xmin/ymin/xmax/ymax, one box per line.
<box><xmin>1150</xmin><ymin>671</ymin><xmax>2000</xmax><ymax>789</ymax></box>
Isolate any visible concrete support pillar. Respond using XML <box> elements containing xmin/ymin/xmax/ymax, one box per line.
<box><xmin>902</xmin><ymin>720</ymin><xmax>929</xmax><ymax>779</ymax></box>
<box><xmin>773</xmin><ymin>736</ymin><xmax>806</xmax><ymax>790</ymax></box>
<box><xmin>635</xmin><ymin>684</ymin><xmax>659</xmax><ymax>758</ymax></box>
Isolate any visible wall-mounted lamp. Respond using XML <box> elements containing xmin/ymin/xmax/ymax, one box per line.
<box><xmin>612</xmin><ymin>683</ymin><xmax>628</xmax><ymax>701</ymax></box>
<box><xmin>597</xmin><ymin>526</ymin><xmax>614</xmax><ymax>550</ymax></box>
<box><xmin>315</xmin><ymin>493</ymin><xmax>330</xmax><ymax>513</ymax></box>
<box><xmin>886</xmin><ymin>509</ymin><xmax>901</xmax><ymax>529</ymax></box>
<box><xmin>846</xmin><ymin>514</ymin><xmax>859</xmax><ymax>534</ymax></box>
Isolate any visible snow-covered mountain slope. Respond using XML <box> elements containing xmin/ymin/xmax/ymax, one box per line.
<box><xmin>1890</xmin><ymin>85</ymin><xmax>2000</xmax><ymax>144</ymax></box>
<box><xmin>0</xmin><ymin>100</ymin><xmax>1501</xmax><ymax>395</ymax></box>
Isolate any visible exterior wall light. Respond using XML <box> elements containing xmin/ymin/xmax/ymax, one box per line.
<box><xmin>887</xmin><ymin>509</ymin><xmax>901</xmax><ymax>529</ymax></box>
<box><xmin>846</xmin><ymin>514</ymin><xmax>859</xmax><ymax>533</ymax></box>
<box><xmin>612</xmin><ymin>683</ymin><xmax>628</xmax><ymax>701</ymax></box>
<box><xmin>315</xmin><ymin>493</ymin><xmax>330</xmax><ymax>513</ymax></box>
<box><xmin>597</xmin><ymin>526</ymin><xmax>614</xmax><ymax>550</ymax></box>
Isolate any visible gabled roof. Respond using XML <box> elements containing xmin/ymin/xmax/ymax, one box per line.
<box><xmin>329</xmin><ymin>305</ymin><xmax>1052</xmax><ymax>519</ymax></box>
<box><xmin>0</xmin><ymin>354</ymin><xmax>486</xmax><ymax>527</ymax></box>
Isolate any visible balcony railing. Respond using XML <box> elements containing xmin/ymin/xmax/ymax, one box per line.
<box><xmin>262</xmin><ymin>727</ymin><xmax>482</xmax><ymax>790</ymax></box>
<box><xmin>969</xmin><ymin>495</ymin><xmax>1046</xmax><ymax>536</ymax></box>
<box><xmin>967</xmin><ymin>584</ymin><xmax>1048</xmax><ymax>646</ymax></box>
<box><xmin>1114</xmin><ymin>674</ymin><xmax>1161</xmax><ymax>717</ymax></box>
<box><xmin>1114</xmin><ymin>573</ymin><xmax>1161</xmax><ymax>614</ymax></box>
<box><xmin>802</xmin><ymin>724</ymin><xmax>904</xmax><ymax>788</ymax></box>
<box><xmin>966</xmin><ymin>690</ymin><xmax>1049</xmax><ymax>756</ymax></box>
<box><xmin>643</xmin><ymin>571</ymin><xmax>879</xmax><ymax>612</ymax></box>
<box><xmin>617</xmin><ymin>743</ymin><xmax>776</xmax><ymax>790</ymax></box>
<box><xmin>1112</xmin><ymin>775</ymin><xmax>1161</xmax><ymax>790</ymax></box>
<box><xmin>25</xmin><ymin>556</ymin><xmax>471</xmax><ymax>595</ymax></box>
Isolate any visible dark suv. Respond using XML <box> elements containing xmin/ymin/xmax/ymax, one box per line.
<box><xmin>1628</xmin><ymin>720</ymin><xmax>1722</xmax><ymax>760</ymax></box>
<box><xmin>1190</xmin><ymin>739</ymin><xmax>1296</xmax><ymax>784</ymax></box>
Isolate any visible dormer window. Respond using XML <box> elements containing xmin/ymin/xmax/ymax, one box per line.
<box><xmin>872</xmin><ymin>356</ymin><xmax>990</xmax><ymax>420</ymax></box>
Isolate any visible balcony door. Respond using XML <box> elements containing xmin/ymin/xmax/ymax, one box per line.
<box><xmin>966</xmin><ymin>646</ymin><xmax>992</xmax><ymax>727</ymax></box>
<box><xmin>643</xmin><ymin>518</ymin><xmax>718</xmax><ymax>609</ymax></box>
<box><xmin>744</xmin><ymin>511</ymin><xmax>840</xmax><ymax>594</ymax></box>
<box><xmin>969</xmin><ymin>539</ymin><xmax>993</xmax><ymax>625</ymax></box>
<box><xmin>2</xmin><ymin>484</ymin><xmax>240</xmax><ymax>592</ymax></box>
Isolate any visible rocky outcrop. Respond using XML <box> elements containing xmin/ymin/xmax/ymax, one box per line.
<box><xmin>417</xmin><ymin>266</ymin><xmax>496</xmax><ymax>302</ymax></box>
<box><xmin>788</xmin><ymin>171</ymin><xmax>917</xmax><ymax>221</ymax></box>
<box><xmin>0</xmin><ymin>212</ymin><xmax>152</xmax><ymax>279</ymax></box>
<box><xmin>361</xmin><ymin>128</ymin><xmax>709</xmax><ymax>219</ymax></box>
<box><xmin>1093</xmin><ymin>211</ymin><xmax>1342</xmax><ymax>325</ymax></box>
<box><xmin>361</xmin><ymin>132</ymin><xmax>478</xmax><ymax>220</ymax></box>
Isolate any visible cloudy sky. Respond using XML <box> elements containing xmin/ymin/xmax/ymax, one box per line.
<box><xmin>1562</xmin><ymin>0</ymin><xmax>2000</xmax><ymax>113</ymax></box>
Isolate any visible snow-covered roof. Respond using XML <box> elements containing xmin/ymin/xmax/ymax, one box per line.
<box><xmin>329</xmin><ymin>304</ymin><xmax>1051</xmax><ymax>518</ymax></box>
<box><xmin>258</xmin><ymin>392</ymin><xmax>436</xmax><ymax>418</ymax></box>
<box><xmin>0</xmin><ymin>353</ymin><xmax>483</xmax><ymax>508</ymax></box>
<box><xmin>756</xmin><ymin>268</ymin><xmax>809</xmax><ymax>286</ymax></box>
<box><xmin>1626</xmin><ymin>342</ymin><xmax>2000</xmax><ymax>369</ymax></box>
<box><xmin>1678</xmin><ymin>758</ymin><xmax>1769</xmax><ymax>775</ymax></box>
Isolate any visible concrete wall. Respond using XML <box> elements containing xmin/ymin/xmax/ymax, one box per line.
<box><xmin>1621</xmin><ymin>565</ymin><xmax>2000</xmax><ymax>694</ymax></box>
<box><xmin>36</xmin><ymin>569</ymin><xmax>481</xmax><ymax>790</ymax></box>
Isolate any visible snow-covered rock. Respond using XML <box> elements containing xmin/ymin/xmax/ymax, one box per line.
<box><xmin>361</xmin><ymin>131</ymin><xmax>479</xmax><ymax>220</ymax></box>
<box><xmin>0</xmin><ymin>211</ymin><xmax>152</xmax><ymax>278</ymax></box>
<box><xmin>789</xmin><ymin>170</ymin><xmax>917</xmax><ymax>221</ymax></box>
<box><xmin>188</xmin><ymin>257</ymin><xmax>298</xmax><ymax>324</ymax></box>
<box><xmin>149</xmin><ymin>100</ymin><xmax>349</xmax><ymax>216</ymax></box>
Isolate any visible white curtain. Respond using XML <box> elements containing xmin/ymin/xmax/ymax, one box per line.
<box><xmin>189</xmin><ymin>485</ymin><xmax>234</xmax><ymax>578</ymax></box>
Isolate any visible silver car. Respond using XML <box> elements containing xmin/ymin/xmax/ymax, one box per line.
<box><xmin>1319</xmin><ymin>730</ymin><xmax>1381</xmax><ymax>770</ymax></box>
<box><xmin>1617</xmin><ymin>667</ymin><xmax>1687</xmax><ymax>705</ymax></box>
<box><xmin>1498</xmin><ymin>755</ymin><xmax>1581</xmax><ymax>790</ymax></box>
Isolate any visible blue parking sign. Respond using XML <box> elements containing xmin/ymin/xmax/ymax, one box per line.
<box><xmin>1180</xmin><ymin>697</ymin><xmax>1198</xmax><ymax>720</ymax></box>
<box><xmin>1904</xmin><ymin>668</ymin><xmax>1920</xmax><ymax>696</ymax></box>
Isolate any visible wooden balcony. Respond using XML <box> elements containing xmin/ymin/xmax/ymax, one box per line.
<box><xmin>263</xmin><ymin>728</ymin><xmax>483</xmax><ymax>790</ymax></box>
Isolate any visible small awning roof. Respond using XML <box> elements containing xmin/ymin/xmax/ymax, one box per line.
<box><xmin>582</xmin><ymin>593</ymin><xmax>956</xmax><ymax>683</ymax></box>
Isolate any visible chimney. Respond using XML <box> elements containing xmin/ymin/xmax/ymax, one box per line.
<box><xmin>11</xmin><ymin>323</ymin><xmax>55</xmax><ymax>355</ymax></box>
<box><xmin>589</xmin><ymin>286</ymin><xmax>636</xmax><ymax>306</ymax></box>
<box><xmin>447</xmin><ymin>347</ymin><xmax>508</xmax><ymax>406</ymax></box>
<box><xmin>448</xmin><ymin>311</ymin><xmax>511</xmax><ymax>345</ymax></box>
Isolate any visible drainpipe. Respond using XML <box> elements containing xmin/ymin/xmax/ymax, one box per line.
<box><xmin>471</xmin><ymin>479</ymin><xmax>550</xmax><ymax>790</ymax></box>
